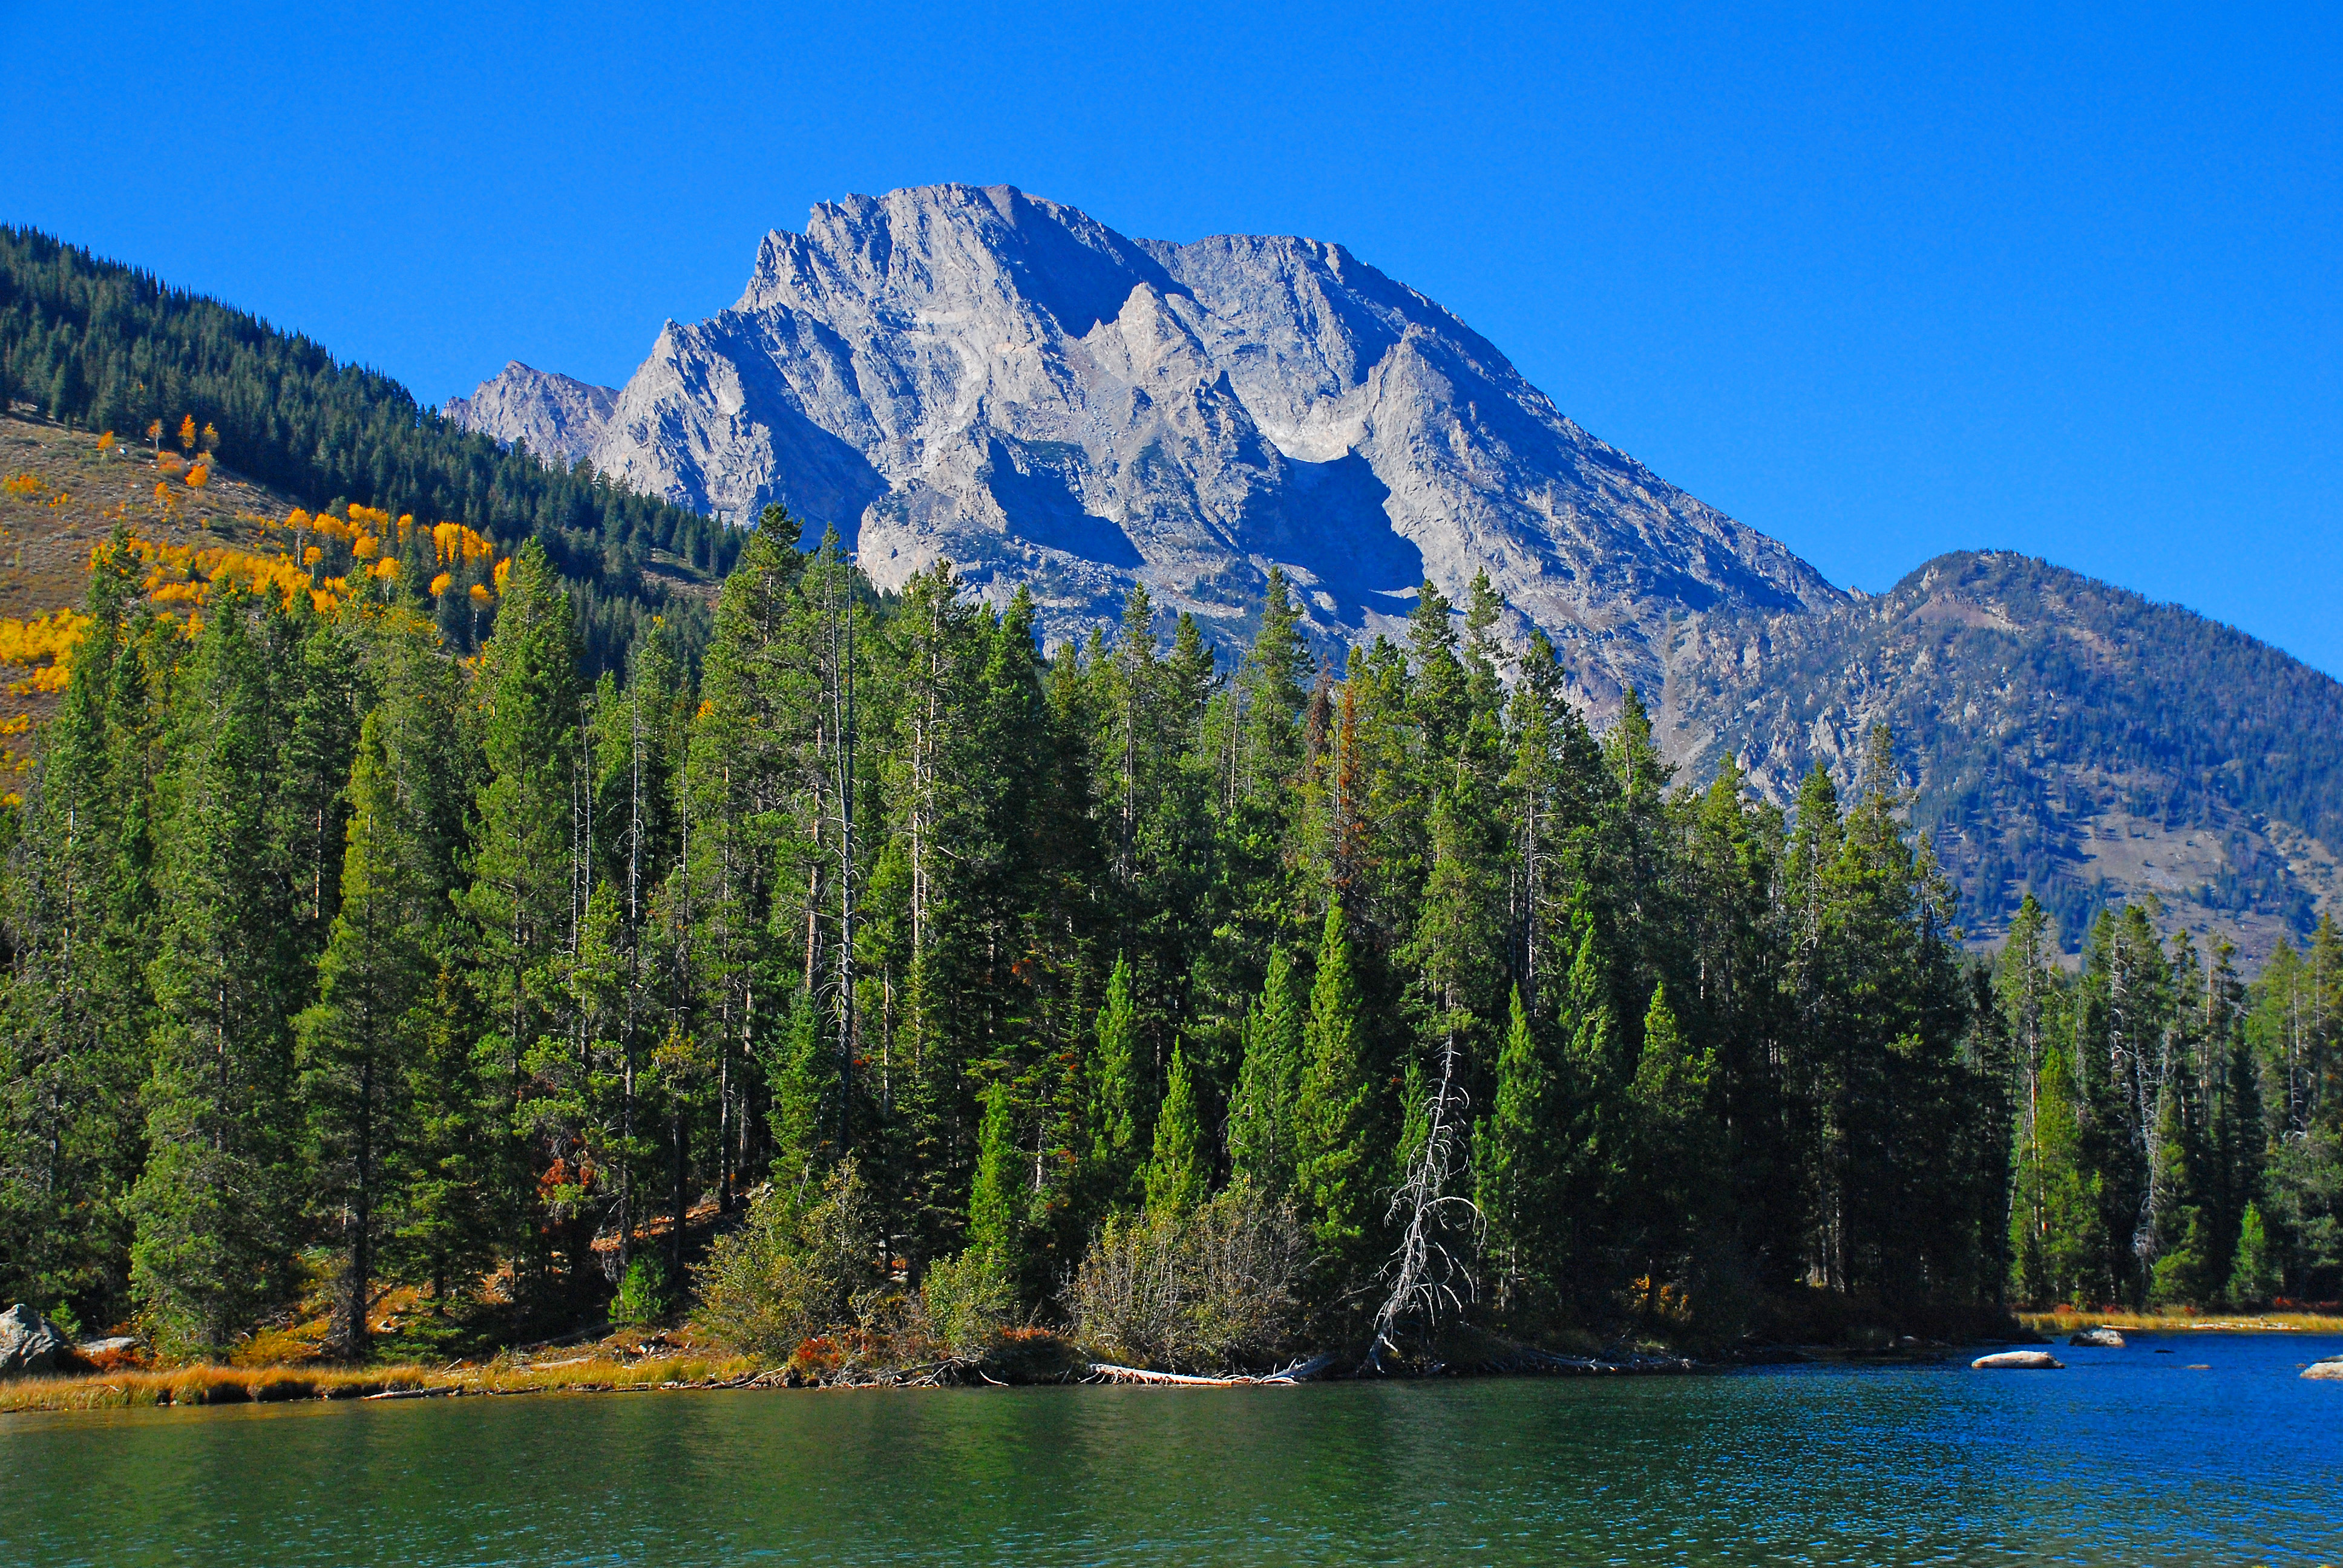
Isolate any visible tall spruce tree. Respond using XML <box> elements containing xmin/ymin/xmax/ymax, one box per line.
<box><xmin>0</xmin><ymin>532</ymin><xmax>166</xmax><ymax>1324</ymax></box>
<box><xmin>1088</xmin><ymin>954</ymin><xmax>1147</xmax><ymax>1209</ymax></box>
<box><xmin>297</xmin><ymin>709</ymin><xmax>434</xmax><ymax>1357</ymax></box>
<box><xmin>459</xmin><ymin>540</ymin><xmax>583</xmax><ymax>1287</ymax></box>
<box><xmin>967</xmin><ymin>1078</ymin><xmax>1023</xmax><ymax>1267</ymax></box>
<box><xmin>131</xmin><ymin>589</ymin><xmax>306</xmax><ymax>1355</ymax></box>
<box><xmin>1227</xmin><ymin>945</ymin><xmax>1305</xmax><ymax>1197</ymax></box>
<box><xmin>1144</xmin><ymin>1042</ymin><xmax>1208</xmax><ymax>1214</ymax></box>
<box><xmin>1476</xmin><ymin>984</ymin><xmax>1568</xmax><ymax>1319</ymax></box>
<box><xmin>1295</xmin><ymin>903</ymin><xmax>1375</xmax><ymax>1272</ymax></box>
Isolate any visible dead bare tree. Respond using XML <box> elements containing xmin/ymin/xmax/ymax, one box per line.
<box><xmin>1370</xmin><ymin>1033</ymin><xmax>1480</xmax><ymax>1368</ymax></box>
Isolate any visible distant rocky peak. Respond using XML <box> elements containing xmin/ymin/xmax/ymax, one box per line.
<box><xmin>563</xmin><ymin>183</ymin><xmax>1838</xmax><ymax>702</ymax></box>
<box><xmin>444</xmin><ymin>361</ymin><xmax>620</xmax><ymax>466</ymax></box>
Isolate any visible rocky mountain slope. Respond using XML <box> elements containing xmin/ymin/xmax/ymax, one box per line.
<box><xmin>455</xmin><ymin>184</ymin><xmax>1834</xmax><ymax>704</ymax></box>
<box><xmin>450</xmin><ymin>186</ymin><xmax>2339</xmax><ymax>958</ymax></box>
<box><xmin>445</xmin><ymin>362</ymin><xmax>618</xmax><ymax>465</ymax></box>
<box><xmin>1662</xmin><ymin>550</ymin><xmax>2343</xmax><ymax>955</ymax></box>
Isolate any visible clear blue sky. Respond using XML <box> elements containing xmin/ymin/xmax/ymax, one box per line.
<box><xmin>8</xmin><ymin>2</ymin><xmax>2338</xmax><ymax>673</ymax></box>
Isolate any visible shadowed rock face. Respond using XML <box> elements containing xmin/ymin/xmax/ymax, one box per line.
<box><xmin>445</xmin><ymin>362</ymin><xmax>620</xmax><ymax>466</ymax></box>
<box><xmin>582</xmin><ymin>183</ymin><xmax>1839</xmax><ymax>699</ymax></box>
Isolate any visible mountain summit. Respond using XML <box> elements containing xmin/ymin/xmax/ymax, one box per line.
<box><xmin>444</xmin><ymin>362</ymin><xmax>618</xmax><ymax>465</ymax></box>
<box><xmin>444</xmin><ymin>186</ymin><xmax>2339</xmax><ymax>952</ymax></box>
<box><xmin>454</xmin><ymin>184</ymin><xmax>1834</xmax><ymax>700</ymax></box>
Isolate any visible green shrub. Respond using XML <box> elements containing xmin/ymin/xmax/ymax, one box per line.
<box><xmin>692</xmin><ymin>1161</ymin><xmax>882</xmax><ymax>1361</ymax></box>
<box><xmin>1069</xmin><ymin>1180</ymin><xmax>1305</xmax><ymax>1372</ymax></box>
<box><xmin>612</xmin><ymin>1255</ymin><xmax>670</xmax><ymax>1327</ymax></box>
<box><xmin>920</xmin><ymin>1249</ymin><xmax>1017</xmax><ymax>1359</ymax></box>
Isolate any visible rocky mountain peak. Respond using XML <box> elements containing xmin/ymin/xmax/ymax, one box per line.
<box><xmin>571</xmin><ymin>183</ymin><xmax>1836</xmax><ymax>705</ymax></box>
<box><xmin>444</xmin><ymin>361</ymin><xmax>620</xmax><ymax>466</ymax></box>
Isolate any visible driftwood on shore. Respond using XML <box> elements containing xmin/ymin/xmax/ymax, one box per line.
<box><xmin>1086</xmin><ymin>1353</ymin><xmax>1342</xmax><ymax>1386</ymax></box>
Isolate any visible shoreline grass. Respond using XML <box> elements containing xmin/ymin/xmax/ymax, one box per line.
<box><xmin>2017</xmin><ymin>1307</ymin><xmax>2343</xmax><ymax>1334</ymax></box>
<box><xmin>0</xmin><ymin>1354</ymin><xmax>763</xmax><ymax>1416</ymax></box>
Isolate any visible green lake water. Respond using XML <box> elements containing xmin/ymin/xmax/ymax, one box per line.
<box><xmin>5</xmin><ymin>1332</ymin><xmax>2339</xmax><ymax>1566</ymax></box>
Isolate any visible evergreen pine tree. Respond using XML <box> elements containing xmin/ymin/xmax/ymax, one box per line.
<box><xmin>1624</xmin><ymin>981</ymin><xmax>1716</xmax><ymax>1309</ymax></box>
<box><xmin>458</xmin><ymin>540</ymin><xmax>581</xmax><ymax>1278</ymax></box>
<box><xmin>2226</xmin><ymin>1202</ymin><xmax>2279</xmax><ymax>1305</ymax></box>
<box><xmin>1088</xmin><ymin>954</ymin><xmax>1146</xmax><ymax>1206</ymax></box>
<box><xmin>770</xmin><ymin>991</ymin><xmax>827</xmax><ymax>1201</ymax></box>
<box><xmin>967</xmin><ymin>1078</ymin><xmax>1023</xmax><ymax>1266</ymax></box>
<box><xmin>296</xmin><ymin>709</ymin><xmax>433</xmax><ymax>1358</ymax></box>
<box><xmin>131</xmin><ymin>589</ymin><xmax>303</xmax><ymax>1356</ymax></box>
<box><xmin>2029</xmin><ymin>1042</ymin><xmax>2113</xmax><ymax>1305</ymax></box>
<box><xmin>1295</xmin><ymin>903</ymin><xmax>1375</xmax><ymax>1267</ymax></box>
<box><xmin>0</xmin><ymin>531</ymin><xmax>165</xmax><ymax>1324</ymax></box>
<box><xmin>1144</xmin><ymin>1042</ymin><xmax>1208</xmax><ymax>1214</ymax></box>
<box><xmin>1474</xmin><ymin>984</ymin><xmax>1567</xmax><ymax>1316</ymax></box>
<box><xmin>1227</xmin><ymin>945</ymin><xmax>1305</xmax><ymax>1196</ymax></box>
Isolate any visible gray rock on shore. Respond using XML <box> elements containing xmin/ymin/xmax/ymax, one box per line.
<box><xmin>1971</xmin><ymin>1349</ymin><xmax>2063</xmax><ymax>1370</ymax></box>
<box><xmin>0</xmin><ymin>1302</ymin><xmax>73</xmax><ymax>1376</ymax></box>
<box><xmin>2068</xmin><ymin>1328</ymin><xmax>2126</xmax><ymax>1347</ymax></box>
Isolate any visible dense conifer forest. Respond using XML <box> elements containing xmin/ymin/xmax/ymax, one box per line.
<box><xmin>0</xmin><ymin>227</ymin><xmax>739</xmax><ymax>673</ymax></box>
<box><xmin>2</xmin><ymin>509</ymin><xmax>2336</xmax><ymax>1367</ymax></box>
<box><xmin>1</xmin><ymin>225</ymin><xmax>2336</xmax><ymax>1371</ymax></box>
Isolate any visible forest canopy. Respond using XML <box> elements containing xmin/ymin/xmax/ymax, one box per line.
<box><xmin>5</xmin><ymin>514</ymin><xmax>2336</xmax><ymax>1367</ymax></box>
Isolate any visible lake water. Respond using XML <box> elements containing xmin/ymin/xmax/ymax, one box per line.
<box><xmin>5</xmin><ymin>1333</ymin><xmax>2338</xmax><ymax>1566</ymax></box>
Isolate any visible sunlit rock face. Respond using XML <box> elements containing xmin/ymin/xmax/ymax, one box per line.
<box><xmin>584</xmin><ymin>183</ymin><xmax>1838</xmax><ymax>698</ymax></box>
<box><xmin>444</xmin><ymin>362</ymin><xmax>620</xmax><ymax>466</ymax></box>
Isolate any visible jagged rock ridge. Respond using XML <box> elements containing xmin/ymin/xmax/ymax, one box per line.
<box><xmin>454</xmin><ymin>186</ymin><xmax>2342</xmax><ymax>956</ymax></box>
<box><xmin>548</xmin><ymin>183</ymin><xmax>1835</xmax><ymax>700</ymax></box>
<box><xmin>445</xmin><ymin>361</ymin><xmax>620</xmax><ymax>465</ymax></box>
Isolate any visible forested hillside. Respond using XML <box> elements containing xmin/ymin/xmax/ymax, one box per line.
<box><xmin>4</xmin><ymin>519</ymin><xmax>2335</xmax><ymax>1370</ymax></box>
<box><xmin>0</xmin><ymin>227</ymin><xmax>739</xmax><ymax>672</ymax></box>
<box><xmin>1663</xmin><ymin>550</ymin><xmax>2343</xmax><ymax>960</ymax></box>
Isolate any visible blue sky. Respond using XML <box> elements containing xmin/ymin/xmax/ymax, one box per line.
<box><xmin>8</xmin><ymin>2</ymin><xmax>2338</xmax><ymax>673</ymax></box>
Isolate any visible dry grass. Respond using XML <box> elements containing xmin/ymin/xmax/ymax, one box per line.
<box><xmin>0</xmin><ymin>1353</ymin><xmax>765</xmax><ymax>1416</ymax></box>
<box><xmin>2019</xmin><ymin>1307</ymin><xmax>2343</xmax><ymax>1334</ymax></box>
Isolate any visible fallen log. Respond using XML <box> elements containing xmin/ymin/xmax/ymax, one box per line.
<box><xmin>1088</xmin><ymin>1363</ymin><xmax>1249</xmax><ymax>1385</ymax></box>
<box><xmin>1259</xmin><ymin>1352</ymin><xmax>1340</xmax><ymax>1383</ymax></box>
<box><xmin>1086</xmin><ymin>1356</ymin><xmax>1339</xmax><ymax>1386</ymax></box>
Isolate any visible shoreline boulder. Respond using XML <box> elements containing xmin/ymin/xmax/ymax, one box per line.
<box><xmin>2068</xmin><ymin>1328</ymin><xmax>2126</xmax><ymax>1347</ymax></box>
<box><xmin>1971</xmin><ymin>1349</ymin><xmax>2063</xmax><ymax>1370</ymax></box>
<box><xmin>0</xmin><ymin>1303</ymin><xmax>73</xmax><ymax>1377</ymax></box>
